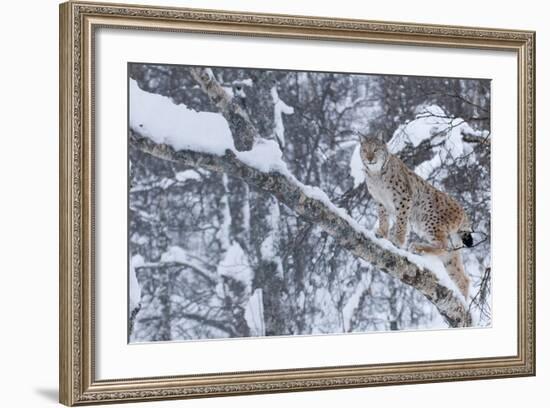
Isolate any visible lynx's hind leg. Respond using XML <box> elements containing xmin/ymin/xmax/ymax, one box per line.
<box><xmin>441</xmin><ymin>250</ymin><xmax>470</xmax><ymax>299</ymax></box>
<box><xmin>410</xmin><ymin>228</ymin><xmax>448</xmax><ymax>256</ymax></box>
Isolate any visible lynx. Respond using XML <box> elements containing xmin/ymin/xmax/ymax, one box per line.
<box><xmin>360</xmin><ymin>137</ymin><xmax>473</xmax><ymax>298</ymax></box>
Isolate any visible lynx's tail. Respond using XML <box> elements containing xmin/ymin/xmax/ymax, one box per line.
<box><xmin>458</xmin><ymin>213</ymin><xmax>474</xmax><ymax>248</ymax></box>
<box><xmin>441</xmin><ymin>251</ymin><xmax>471</xmax><ymax>298</ymax></box>
<box><xmin>441</xmin><ymin>212</ymin><xmax>473</xmax><ymax>298</ymax></box>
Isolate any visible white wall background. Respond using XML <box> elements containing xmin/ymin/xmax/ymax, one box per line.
<box><xmin>0</xmin><ymin>0</ymin><xmax>545</xmax><ymax>406</ymax></box>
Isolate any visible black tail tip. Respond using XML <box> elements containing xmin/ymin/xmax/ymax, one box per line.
<box><xmin>461</xmin><ymin>232</ymin><xmax>474</xmax><ymax>248</ymax></box>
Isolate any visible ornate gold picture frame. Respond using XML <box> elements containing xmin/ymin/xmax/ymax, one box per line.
<box><xmin>59</xmin><ymin>1</ymin><xmax>535</xmax><ymax>405</ymax></box>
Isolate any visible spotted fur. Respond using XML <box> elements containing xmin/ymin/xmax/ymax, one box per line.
<box><xmin>360</xmin><ymin>137</ymin><xmax>471</xmax><ymax>298</ymax></box>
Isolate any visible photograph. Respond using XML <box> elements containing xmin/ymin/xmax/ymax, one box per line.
<box><xmin>127</xmin><ymin>63</ymin><xmax>492</xmax><ymax>343</ymax></box>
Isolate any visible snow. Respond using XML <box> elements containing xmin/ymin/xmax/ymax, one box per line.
<box><xmin>299</xmin><ymin>183</ymin><xmax>365</xmax><ymax>238</ymax></box>
<box><xmin>159</xmin><ymin>246</ymin><xmax>214</xmax><ymax>280</ymax></box>
<box><xmin>260</xmin><ymin>198</ymin><xmax>284</xmax><ymax>277</ymax></box>
<box><xmin>387</xmin><ymin>104</ymin><xmax>484</xmax><ymax>179</ymax></box>
<box><xmin>342</xmin><ymin>275</ymin><xmax>368</xmax><ymax>331</ymax></box>
<box><xmin>129</xmin><ymin>254</ymin><xmax>144</xmax><ymax>311</ymax></box>
<box><xmin>239</xmin><ymin>78</ymin><xmax>253</xmax><ymax>87</ymax></box>
<box><xmin>271</xmin><ymin>86</ymin><xmax>294</xmax><ymax>148</ymax></box>
<box><xmin>129</xmin><ymin>79</ymin><xmax>234</xmax><ymax>154</ymax></box>
<box><xmin>415</xmin><ymin>104</ymin><xmax>446</xmax><ymax>117</ymax></box>
<box><xmin>216</xmin><ymin>174</ymin><xmax>232</xmax><ymax>252</ymax></box>
<box><xmin>175</xmin><ymin>169</ymin><xmax>201</xmax><ymax>182</ymax></box>
<box><xmin>130</xmin><ymin>233</ymin><xmax>148</xmax><ymax>246</ymax></box>
<box><xmin>217</xmin><ymin>242</ymin><xmax>254</xmax><ymax>292</ymax></box>
<box><xmin>461</xmin><ymin>126</ymin><xmax>489</xmax><ymax>139</ymax></box>
<box><xmin>131</xmin><ymin>80</ymin><xmax>291</xmax><ymax>175</ymax></box>
<box><xmin>242</xmin><ymin>183</ymin><xmax>251</xmax><ymax>236</ymax></box>
<box><xmin>236</xmin><ymin>139</ymin><xmax>289</xmax><ymax>173</ymax></box>
<box><xmin>160</xmin><ymin>245</ymin><xmax>188</xmax><ymax>263</ymax></box>
<box><xmin>222</xmin><ymin>86</ymin><xmax>234</xmax><ymax>98</ymax></box>
<box><xmin>349</xmin><ymin>143</ymin><xmax>365</xmax><ymax>187</ymax></box>
<box><xmin>260</xmin><ymin>235</ymin><xmax>284</xmax><ymax>277</ymax></box>
<box><xmin>130</xmin><ymin>177</ymin><xmax>181</xmax><ymax>192</ymax></box>
<box><xmin>244</xmin><ymin>288</ymin><xmax>265</xmax><ymax>336</ymax></box>
<box><xmin>203</xmin><ymin>68</ymin><xmax>215</xmax><ymax>81</ymax></box>
<box><xmin>132</xmin><ymin>81</ymin><xmax>289</xmax><ymax>174</ymax></box>
<box><xmin>260</xmin><ymin>235</ymin><xmax>276</xmax><ymax>259</ymax></box>
<box><xmin>265</xmin><ymin>197</ymin><xmax>280</xmax><ymax>231</ymax></box>
<box><xmin>158</xmin><ymin>177</ymin><xmax>175</xmax><ymax>190</ymax></box>
<box><xmin>311</xmin><ymin>287</ymin><xmax>339</xmax><ymax>333</ymax></box>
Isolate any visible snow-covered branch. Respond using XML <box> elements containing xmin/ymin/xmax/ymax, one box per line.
<box><xmin>129</xmin><ymin>72</ymin><xmax>475</xmax><ymax>328</ymax></box>
<box><xmin>130</xmin><ymin>128</ymin><xmax>470</xmax><ymax>327</ymax></box>
<box><xmin>188</xmin><ymin>67</ymin><xmax>256</xmax><ymax>151</ymax></box>
<box><xmin>461</xmin><ymin>127</ymin><xmax>491</xmax><ymax>145</ymax></box>
<box><xmin>136</xmin><ymin>261</ymin><xmax>216</xmax><ymax>286</ymax></box>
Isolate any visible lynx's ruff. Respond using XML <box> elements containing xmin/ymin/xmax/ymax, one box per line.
<box><xmin>360</xmin><ymin>137</ymin><xmax>472</xmax><ymax>298</ymax></box>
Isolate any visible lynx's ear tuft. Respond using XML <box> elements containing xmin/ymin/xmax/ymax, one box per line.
<box><xmin>357</xmin><ymin>132</ymin><xmax>369</xmax><ymax>146</ymax></box>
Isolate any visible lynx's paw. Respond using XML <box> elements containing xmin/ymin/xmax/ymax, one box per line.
<box><xmin>389</xmin><ymin>235</ymin><xmax>406</xmax><ymax>249</ymax></box>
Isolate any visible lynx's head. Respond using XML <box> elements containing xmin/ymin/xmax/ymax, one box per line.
<box><xmin>360</xmin><ymin>137</ymin><xmax>389</xmax><ymax>173</ymax></box>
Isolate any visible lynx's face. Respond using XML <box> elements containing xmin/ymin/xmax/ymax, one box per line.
<box><xmin>360</xmin><ymin>138</ymin><xmax>389</xmax><ymax>172</ymax></box>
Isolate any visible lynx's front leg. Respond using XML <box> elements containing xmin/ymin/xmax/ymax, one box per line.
<box><xmin>390</xmin><ymin>200</ymin><xmax>411</xmax><ymax>248</ymax></box>
<box><xmin>375</xmin><ymin>204</ymin><xmax>389</xmax><ymax>239</ymax></box>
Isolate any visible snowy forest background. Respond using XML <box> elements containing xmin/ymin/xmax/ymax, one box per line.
<box><xmin>128</xmin><ymin>63</ymin><xmax>491</xmax><ymax>343</ymax></box>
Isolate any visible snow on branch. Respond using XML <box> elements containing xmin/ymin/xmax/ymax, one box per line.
<box><xmin>461</xmin><ymin>126</ymin><xmax>491</xmax><ymax>145</ymax></box>
<box><xmin>188</xmin><ymin>67</ymin><xmax>256</xmax><ymax>151</ymax></box>
<box><xmin>271</xmin><ymin>86</ymin><xmax>294</xmax><ymax>148</ymax></box>
<box><xmin>129</xmin><ymin>79</ymin><xmax>472</xmax><ymax>328</ymax></box>
<box><xmin>387</xmin><ymin>105</ymin><xmax>490</xmax><ymax>179</ymax></box>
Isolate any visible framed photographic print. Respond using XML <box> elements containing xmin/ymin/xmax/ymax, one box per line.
<box><xmin>59</xmin><ymin>1</ymin><xmax>536</xmax><ymax>405</ymax></box>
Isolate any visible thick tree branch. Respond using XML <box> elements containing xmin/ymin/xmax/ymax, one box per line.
<box><xmin>130</xmin><ymin>129</ymin><xmax>471</xmax><ymax>327</ymax></box>
<box><xmin>461</xmin><ymin>128</ymin><xmax>491</xmax><ymax>145</ymax></box>
<box><xmin>136</xmin><ymin>261</ymin><xmax>216</xmax><ymax>286</ymax></box>
<box><xmin>189</xmin><ymin>67</ymin><xmax>256</xmax><ymax>151</ymax></box>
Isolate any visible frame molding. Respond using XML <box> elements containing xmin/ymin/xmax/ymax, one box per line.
<box><xmin>59</xmin><ymin>1</ymin><xmax>535</xmax><ymax>405</ymax></box>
